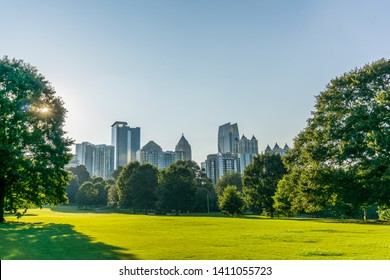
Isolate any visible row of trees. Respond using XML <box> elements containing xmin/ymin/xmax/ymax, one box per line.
<box><xmin>65</xmin><ymin>154</ymin><xmax>288</xmax><ymax>217</ymax></box>
<box><xmin>66</xmin><ymin>160</ymin><xmax>218</xmax><ymax>214</ymax></box>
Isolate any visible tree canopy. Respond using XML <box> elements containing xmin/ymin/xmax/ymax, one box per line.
<box><xmin>275</xmin><ymin>59</ymin><xmax>390</xmax><ymax>219</ymax></box>
<box><xmin>76</xmin><ymin>182</ymin><xmax>98</xmax><ymax>209</ymax></box>
<box><xmin>66</xmin><ymin>165</ymin><xmax>90</xmax><ymax>185</ymax></box>
<box><xmin>243</xmin><ymin>153</ymin><xmax>286</xmax><ymax>217</ymax></box>
<box><xmin>117</xmin><ymin>161</ymin><xmax>159</xmax><ymax>213</ymax></box>
<box><xmin>156</xmin><ymin>161</ymin><xmax>197</xmax><ymax>215</ymax></box>
<box><xmin>0</xmin><ymin>57</ymin><xmax>73</xmax><ymax>222</ymax></box>
<box><xmin>215</xmin><ymin>172</ymin><xmax>243</xmax><ymax>196</ymax></box>
<box><xmin>218</xmin><ymin>185</ymin><xmax>245</xmax><ymax>216</ymax></box>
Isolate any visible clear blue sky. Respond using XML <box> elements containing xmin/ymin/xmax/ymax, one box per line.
<box><xmin>2</xmin><ymin>0</ymin><xmax>390</xmax><ymax>164</ymax></box>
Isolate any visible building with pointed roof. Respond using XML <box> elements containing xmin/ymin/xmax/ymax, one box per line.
<box><xmin>234</xmin><ymin>134</ymin><xmax>258</xmax><ymax>154</ymax></box>
<box><xmin>264</xmin><ymin>143</ymin><xmax>290</xmax><ymax>156</ymax></box>
<box><xmin>137</xmin><ymin>135</ymin><xmax>193</xmax><ymax>169</ymax></box>
<box><xmin>175</xmin><ymin>134</ymin><xmax>192</xmax><ymax>161</ymax></box>
<box><xmin>137</xmin><ymin>140</ymin><xmax>163</xmax><ymax>168</ymax></box>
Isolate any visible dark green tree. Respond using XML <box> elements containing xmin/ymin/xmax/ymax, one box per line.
<box><xmin>131</xmin><ymin>164</ymin><xmax>159</xmax><ymax>213</ymax></box>
<box><xmin>218</xmin><ymin>185</ymin><xmax>245</xmax><ymax>216</ymax></box>
<box><xmin>215</xmin><ymin>172</ymin><xmax>243</xmax><ymax>196</ymax></box>
<box><xmin>278</xmin><ymin>59</ymin><xmax>390</xmax><ymax>220</ymax></box>
<box><xmin>174</xmin><ymin>160</ymin><xmax>217</xmax><ymax>213</ymax></box>
<box><xmin>76</xmin><ymin>182</ymin><xmax>98</xmax><ymax>209</ymax></box>
<box><xmin>91</xmin><ymin>176</ymin><xmax>104</xmax><ymax>184</ymax></box>
<box><xmin>0</xmin><ymin>57</ymin><xmax>73</xmax><ymax>222</ymax></box>
<box><xmin>112</xmin><ymin>166</ymin><xmax>124</xmax><ymax>181</ymax></box>
<box><xmin>243</xmin><ymin>153</ymin><xmax>287</xmax><ymax>217</ymax></box>
<box><xmin>273</xmin><ymin>168</ymin><xmax>324</xmax><ymax>217</ymax></box>
<box><xmin>67</xmin><ymin>165</ymin><xmax>90</xmax><ymax>185</ymax></box>
<box><xmin>192</xmin><ymin>187</ymin><xmax>210</xmax><ymax>213</ymax></box>
<box><xmin>156</xmin><ymin>162</ymin><xmax>197</xmax><ymax>215</ymax></box>
<box><xmin>94</xmin><ymin>181</ymin><xmax>108</xmax><ymax>206</ymax></box>
<box><xmin>117</xmin><ymin>162</ymin><xmax>138</xmax><ymax>209</ymax></box>
<box><xmin>107</xmin><ymin>184</ymin><xmax>120</xmax><ymax>208</ymax></box>
<box><xmin>65</xmin><ymin>176</ymin><xmax>80</xmax><ymax>204</ymax></box>
<box><xmin>117</xmin><ymin>161</ymin><xmax>158</xmax><ymax>213</ymax></box>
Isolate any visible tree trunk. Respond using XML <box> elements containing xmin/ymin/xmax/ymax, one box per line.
<box><xmin>363</xmin><ymin>209</ymin><xmax>367</xmax><ymax>222</ymax></box>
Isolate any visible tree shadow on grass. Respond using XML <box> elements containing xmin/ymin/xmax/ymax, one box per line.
<box><xmin>0</xmin><ymin>222</ymin><xmax>138</xmax><ymax>260</ymax></box>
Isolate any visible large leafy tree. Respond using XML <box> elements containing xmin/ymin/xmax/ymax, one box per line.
<box><xmin>0</xmin><ymin>57</ymin><xmax>73</xmax><ymax>222</ymax></box>
<box><xmin>117</xmin><ymin>161</ymin><xmax>158</xmax><ymax>213</ymax></box>
<box><xmin>65</xmin><ymin>176</ymin><xmax>80</xmax><ymax>204</ymax></box>
<box><xmin>243</xmin><ymin>153</ymin><xmax>287</xmax><ymax>217</ymax></box>
<box><xmin>156</xmin><ymin>162</ymin><xmax>197</xmax><ymax>215</ymax></box>
<box><xmin>67</xmin><ymin>165</ymin><xmax>91</xmax><ymax>185</ymax></box>
<box><xmin>175</xmin><ymin>160</ymin><xmax>217</xmax><ymax>213</ymax></box>
<box><xmin>218</xmin><ymin>185</ymin><xmax>245</xmax><ymax>216</ymax></box>
<box><xmin>76</xmin><ymin>182</ymin><xmax>98</xmax><ymax>209</ymax></box>
<box><xmin>278</xmin><ymin>59</ymin><xmax>390</xmax><ymax>219</ymax></box>
<box><xmin>215</xmin><ymin>172</ymin><xmax>243</xmax><ymax>196</ymax></box>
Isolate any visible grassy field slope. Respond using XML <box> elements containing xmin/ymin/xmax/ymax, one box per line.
<box><xmin>1</xmin><ymin>206</ymin><xmax>390</xmax><ymax>260</ymax></box>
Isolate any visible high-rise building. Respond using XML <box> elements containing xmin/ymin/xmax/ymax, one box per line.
<box><xmin>94</xmin><ymin>144</ymin><xmax>115</xmax><ymax>179</ymax></box>
<box><xmin>204</xmin><ymin>123</ymin><xmax>259</xmax><ymax>184</ymax></box>
<box><xmin>75</xmin><ymin>142</ymin><xmax>114</xmax><ymax>179</ymax></box>
<box><xmin>75</xmin><ymin>142</ymin><xmax>95</xmax><ymax>175</ymax></box>
<box><xmin>137</xmin><ymin>140</ymin><xmax>163</xmax><ymax>168</ymax></box>
<box><xmin>218</xmin><ymin>122</ymin><xmax>239</xmax><ymax>154</ymax></box>
<box><xmin>128</xmin><ymin>127</ymin><xmax>141</xmax><ymax>163</ymax></box>
<box><xmin>111</xmin><ymin>121</ymin><xmax>128</xmax><ymax>168</ymax></box>
<box><xmin>175</xmin><ymin>134</ymin><xmax>192</xmax><ymax>161</ymax></box>
<box><xmin>236</xmin><ymin>135</ymin><xmax>259</xmax><ymax>172</ymax></box>
<box><xmin>205</xmin><ymin>153</ymin><xmax>239</xmax><ymax>185</ymax></box>
<box><xmin>235</xmin><ymin>135</ymin><xmax>258</xmax><ymax>154</ymax></box>
<box><xmin>111</xmin><ymin>121</ymin><xmax>140</xmax><ymax>169</ymax></box>
<box><xmin>138</xmin><ymin>135</ymin><xmax>191</xmax><ymax>169</ymax></box>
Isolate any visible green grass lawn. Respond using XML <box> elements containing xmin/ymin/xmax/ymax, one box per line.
<box><xmin>1</xmin><ymin>206</ymin><xmax>390</xmax><ymax>260</ymax></box>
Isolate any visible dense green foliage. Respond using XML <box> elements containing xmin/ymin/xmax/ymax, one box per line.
<box><xmin>243</xmin><ymin>154</ymin><xmax>287</xmax><ymax>217</ymax></box>
<box><xmin>0</xmin><ymin>57</ymin><xmax>73</xmax><ymax>222</ymax></box>
<box><xmin>218</xmin><ymin>185</ymin><xmax>245</xmax><ymax>216</ymax></box>
<box><xmin>117</xmin><ymin>162</ymin><xmax>159</xmax><ymax>213</ymax></box>
<box><xmin>274</xmin><ymin>59</ymin><xmax>390</xmax><ymax>219</ymax></box>
<box><xmin>156</xmin><ymin>162</ymin><xmax>197</xmax><ymax>214</ymax></box>
<box><xmin>64</xmin><ymin>160</ymin><xmax>216</xmax><ymax>215</ymax></box>
<box><xmin>65</xmin><ymin>176</ymin><xmax>80</xmax><ymax>204</ymax></box>
<box><xmin>65</xmin><ymin>167</ymin><xmax>114</xmax><ymax>209</ymax></box>
<box><xmin>215</xmin><ymin>172</ymin><xmax>243</xmax><ymax>196</ymax></box>
<box><xmin>378</xmin><ymin>206</ymin><xmax>390</xmax><ymax>221</ymax></box>
<box><xmin>66</xmin><ymin>165</ymin><xmax>90</xmax><ymax>185</ymax></box>
<box><xmin>76</xmin><ymin>182</ymin><xmax>98</xmax><ymax>209</ymax></box>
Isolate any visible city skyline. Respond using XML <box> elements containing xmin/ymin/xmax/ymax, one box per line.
<box><xmin>75</xmin><ymin>120</ymin><xmax>284</xmax><ymax>166</ymax></box>
<box><xmin>2</xmin><ymin>1</ymin><xmax>390</xmax><ymax>164</ymax></box>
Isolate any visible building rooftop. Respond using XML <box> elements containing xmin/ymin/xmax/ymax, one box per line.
<box><xmin>142</xmin><ymin>140</ymin><xmax>162</xmax><ymax>151</ymax></box>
